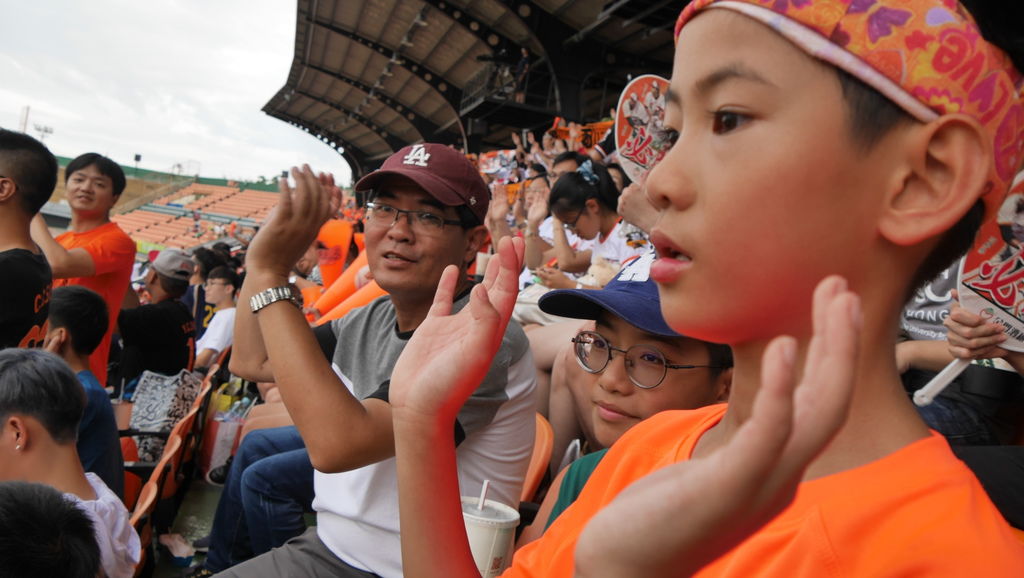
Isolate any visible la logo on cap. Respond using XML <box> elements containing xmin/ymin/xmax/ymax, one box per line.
<box><xmin>617</xmin><ymin>252</ymin><xmax>654</xmax><ymax>282</ymax></box>
<box><xmin>403</xmin><ymin>144</ymin><xmax>430</xmax><ymax>167</ymax></box>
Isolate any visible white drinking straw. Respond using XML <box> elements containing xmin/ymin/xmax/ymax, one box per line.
<box><xmin>476</xmin><ymin>480</ymin><xmax>491</xmax><ymax>512</ymax></box>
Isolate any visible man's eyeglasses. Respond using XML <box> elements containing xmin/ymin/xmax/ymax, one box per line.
<box><xmin>203</xmin><ymin>280</ymin><xmax>229</xmax><ymax>289</ymax></box>
<box><xmin>364</xmin><ymin>202</ymin><xmax>463</xmax><ymax>234</ymax></box>
<box><xmin>571</xmin><ymin>330</ymin><xmax>724</xmax><ymax>389</ymax></box>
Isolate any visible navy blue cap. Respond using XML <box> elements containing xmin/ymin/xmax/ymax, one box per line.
<box><xmin>539</xmin><ymin>252</ymin><xmax>681</xmax><ymax>338</ymax></box>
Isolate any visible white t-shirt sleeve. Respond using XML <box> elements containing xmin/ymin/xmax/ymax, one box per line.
<box><xmin>195</xmin><ymin>307</ymin><xmax>235</xmax><ymax>355</ymax></box>
<box><xmin>70</xmin><ymin>473</ymin><xmax>141</xmax><ymax>578</ymax></box>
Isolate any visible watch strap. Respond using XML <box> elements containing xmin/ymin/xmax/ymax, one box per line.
<box><xmin>249</xmin><ymin>285</ymin><xmax>302</xmax><ymax>313</ymax></box>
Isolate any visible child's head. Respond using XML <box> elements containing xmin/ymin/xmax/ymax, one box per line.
<box><xmin>205</xmin><ymin>265</ymin><xmax>241</xmax><ymax>302</ymax></box>
<box><xmin>191</xmin><ymin>246</ymin><xmax>228</xmax><ymax>283</ymax></box>
<box><xmin>0</xmin><ymin>349</ymin><xmax>85</xmax><ymax>468</ymax></box>
<box><xmin>149</xmin><ymin>248</ymin><xmax>195</xmax><ymax>299</ymax></box>
<box><xmin>548</xmin><ymin>151</ymin><xmax>586</xmax><ymax>184</ymax></box>
<box><xmin>541</xmin><ymin>254</ymin><xmax>732</xmax><ymax>447</ymax></box>
<box><xmin>47</xmin><ymin>286</ymin><xmax>109</xmax><ymax>358</ymax></box>
<box><xmin>0</xmin><ymin>481</ymin><xmax>101</xmax><ymax>578</ymax></box>
<box><xmin>647</xmin><ymin>0</ymin><xmax>1023</xmax><ymax>343</ymax></box>
<box><xmin>549</xmin><ymin>160</ymin><xmax>620</xmax><ymax>241</ymax></box>
<box><xmin>0</xmin><ymin>130</ymin><xmax>57</xmax><ymax>216</ymax></box>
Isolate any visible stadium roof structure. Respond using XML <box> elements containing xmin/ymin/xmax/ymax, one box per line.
<box><xmin>263</xmin><ymin>0</ymin><xmax>681</xmax><ymax>177</ymax></box>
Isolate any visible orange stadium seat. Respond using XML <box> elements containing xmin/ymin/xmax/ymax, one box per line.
<box><xmin>315</xmin><ymin>281</ymin><xmax>387</xmax><ymax>325</ymax></box>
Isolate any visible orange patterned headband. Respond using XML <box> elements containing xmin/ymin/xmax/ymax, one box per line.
<box><xmin>675</xmin><ymin>0</ymin><xmax>1024</xmax><ymax>218</ymax></box>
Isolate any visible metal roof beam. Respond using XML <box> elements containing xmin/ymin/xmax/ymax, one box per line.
<box><xmin>310</xmin><ymin>18</ymin><xmax>462</xmax><ymax>107</ymax></box>
<box><xmin>417</xmin><ymin>0</ymin><xmax>524</xmax><ymax>50</ymax></box>
<box><xmin>305</xmin><ymin>64</ymin><xmax>447</xmax><ymax>140</ymax></box>
<box><xmin>265</xmin><ymin>110</ymin><xmax>368</xmax><ymax>178</ymax></box>
<box><xmin>294</xmin><ymin>89</ymin><xmax>409</xmax><ymax>151</ymax></box>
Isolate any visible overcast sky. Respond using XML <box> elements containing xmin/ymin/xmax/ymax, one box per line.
<box><xmin>0</xmin><ymin>0</ymin><xmax>354</xmax><ymax>186</ymax></box>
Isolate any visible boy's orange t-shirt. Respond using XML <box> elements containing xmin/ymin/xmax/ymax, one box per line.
<box><xmin>508</xmin><ymin>405</ymin><xmax>1024</xmax><ymax>577</ymax></box>
<box><xmin>54</xmin><ymin>222</ymin><xmax>135</xmax><ymax>386</ymax></box>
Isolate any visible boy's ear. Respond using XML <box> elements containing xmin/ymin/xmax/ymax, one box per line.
<box><xmin>43</xmin><ymin>326</ymin><xmax>68</xmax><ymax>354</ymax></box>
<box><xmin>3</xmin><ymin>416</ymin><xmax>27</xmax><ymax>450</ymax></box>
<box><xmin>878</xmin><ymin>114</ymin><xmax>991</xmax><ymax>247</ymax></box>
<box><xmin>0</xmin><ymin>177</ymin><xmax>17</xmax><ymax>204</ymax></box>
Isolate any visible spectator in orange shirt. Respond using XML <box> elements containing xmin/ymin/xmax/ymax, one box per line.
<box><xmin>31</xmin><ymin>153</ymin><xmax>135</xmax><ymax>387</ymax></box>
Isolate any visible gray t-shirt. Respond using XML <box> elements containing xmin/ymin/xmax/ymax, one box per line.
<box><xmin>313</xmin><ymin>293</ymin><xmax>537</xmax><ymax>578</ymax></box>
<box><xmin>901</xmin><ymin>260</ymin><xmax>958</xmax><ymax>342</ymax></box>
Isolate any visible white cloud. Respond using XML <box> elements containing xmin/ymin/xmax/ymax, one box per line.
<box><xmin>0</xmin><ymin>0</ymin><xmax>353</xmax><ymax>185</ymax></box>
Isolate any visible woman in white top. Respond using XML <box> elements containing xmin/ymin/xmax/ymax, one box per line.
<box><xmin>535</xmin><ymin>160</ymin><xmax>649</xmax><ymax>290</ymax></box>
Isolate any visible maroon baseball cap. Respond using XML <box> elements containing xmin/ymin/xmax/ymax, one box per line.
<box><xmin>354</xmin><ymin>143</ymin><xmax>490</xmax><ymax>225</ymax></box>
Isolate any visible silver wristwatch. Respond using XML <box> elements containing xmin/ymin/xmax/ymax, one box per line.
<box><xmin>249</xmin><ymin>285</ymin><xmax>302</xmax><ymax>313</ymax></box>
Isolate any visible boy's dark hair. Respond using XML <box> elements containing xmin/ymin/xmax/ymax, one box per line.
<box><xmin>705</xmin><ymin>342</ymin><xmax>734</xmax><ymax>380</ymax></box>
<box><xmin>156</xmin><ymin>273</ymin><xmax>189</xmax><ymax>299</ymax></box>
<box><xmin>0</xmin><ymin>481</ymin><xmax>101</xmax><ymax>578</ymax></box>
<box><xmin>552</xmin><ymin>151</ymin><xmax>586</xmax><ymax>168</ymax></box>
<box><xmin>65</xmin><ymin>153</ymin><xmax>126</xmax><ymax>198</ymax></box>
<box><xmin>528</xmin><ymin>163</ymin><xmax>548</xmax><ymax>176</ymax></box>
<box><xmin>191</xmin><ymin>247</ymin><xmax>227</xmax><ymax>281</ymax></box>
<box><xmin>0</xmin><ymin>130</ymin><xmax>57</xmax><ymax>215</ymax></box>
<box><xmin>549</xmin><ymin>161</ymin><xmax>621</xmax><ymax>215</ymax></box>
<box><xmin>48</xmin><ymin>286</ymin><xmax>109</xmax><ymax>356</ymax></box>
<box><xmin>835</xmin><ymin>0</ymin><xmax>1023</xmax><ymax>293</ymax></box>
<box><xmin>207</xmin><ymin>265</ymin><xmax>241</xmax><ymax>298</ymax></box>
<box><xmin>0</xmin><ymin>349</ymin><xmax>85</xmax><ymax>445</ymax></box>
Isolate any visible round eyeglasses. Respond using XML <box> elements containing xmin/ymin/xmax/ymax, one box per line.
<box><xmin>571</xmin><ymin>330</ymin><xmax>725</xmax><ymax>389</ymax></box>
<box><xmin>364</xmin><ymin>202</ymin><xmax>463</xmax><ymax>234</ymax></box>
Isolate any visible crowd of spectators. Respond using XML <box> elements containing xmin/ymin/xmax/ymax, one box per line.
<box><xmin>1</xmin><ymin>1</ymin><xmax>1024</xmax><ymax>576</ymax></box>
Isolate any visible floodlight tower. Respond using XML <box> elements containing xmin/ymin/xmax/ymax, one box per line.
<box><xmin>33</xmin><ymin>124</ymin><xmax>53</xmax><ymax>142</ymax></box>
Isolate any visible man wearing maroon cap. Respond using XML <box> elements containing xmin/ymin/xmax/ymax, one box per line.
<box><xmin>220</xmin><ymin>145</ymin><xmax>535</xmax><ymax>577</ymax></box>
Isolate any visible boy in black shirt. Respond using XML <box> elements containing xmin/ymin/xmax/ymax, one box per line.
<box><xmin>0</xmin><ymin>130</ymin><xmax>56</xmax><ymax>348</ymax></box>
<box><xmin>117</xmin><ymin>248</ymin><xmax>196</xmax><ymax>395</ymax></box>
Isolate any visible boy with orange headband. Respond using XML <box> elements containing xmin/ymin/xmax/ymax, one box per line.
<box><xmin>377</xmin><ymin>0</ymin><xmax>1024</xmax><ymax>576</ymax></box>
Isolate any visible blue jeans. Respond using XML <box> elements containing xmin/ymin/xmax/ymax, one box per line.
<box><xmin>205</xmin><ymin>426</ymin><xmax>314</xmax><ymax>572</ymax></box>
<box><xmin>914</xmin><ymin>394</ymin><xmax>999</xmax><ymax>446</ymax></box>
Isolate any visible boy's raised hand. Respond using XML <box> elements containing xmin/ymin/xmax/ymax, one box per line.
<box><xmin>246</xmin><ymin>165</ymin><xmax>340</xmax><ymax>279</ymax></box>
<box><xmin>575</xmin><ymin>276</ymin><xmax>861</xmax><ymax>577</ymax></box>
<box><xmin>389</xmin><ymin>237</ymin><xmax>525</xmax><ymax>422</ymax></box>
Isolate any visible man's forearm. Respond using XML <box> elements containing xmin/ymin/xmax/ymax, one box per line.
<box><xmin>230</xmin><ymin>273</ymin><xmax>276</xmax><ymax>382</ymax></box>
<box><xmin>30</xmin><ymin>214</ymin><xmax>95</xmax><ymax>278</ymax></box>
<box><xmin>249</xmin><ymin>272</ymin><xmax>395</xmax><ymax>472</ymax></box>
